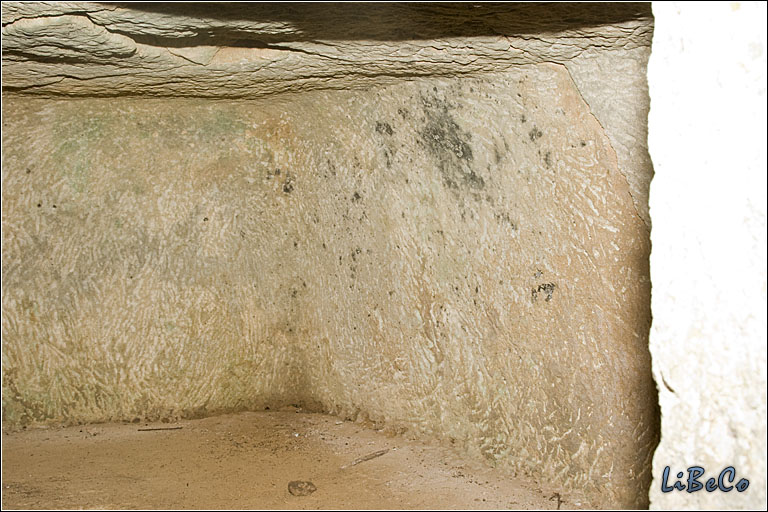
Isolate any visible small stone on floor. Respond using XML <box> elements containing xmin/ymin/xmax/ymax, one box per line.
<box><xmin>288</xmin><ymin>480</ymin><xmax>317</xmax><ymax>496</ymax></box>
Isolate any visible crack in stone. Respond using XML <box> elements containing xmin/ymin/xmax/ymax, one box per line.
<box><xmin>558</xmin><ymin>61</ymin><xmax>651</xmax><ymax>232</ymax></box>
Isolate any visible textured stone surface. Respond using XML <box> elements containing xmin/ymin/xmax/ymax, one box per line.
<box><xmin>2</xmin><ymin>3</ymin><xmax>652</xmax><ymax>97</ymax></box>
<box><xmin>1</xmin><ymin>3</ymin><xmax>654</xmax><ymax>242</ymax></box>
<box><xmin>2</xmin><ymin>3</ymin><xmax>660</xmax><ymax>509</ymax></box>
<box><xmin>565</xmin><ymin>47</ymin><xmax>653</xmax><ymax>228</ymax></box>
<box><xmin>647</xmin><ymin>2</ymin><xmax>767</xmax><ymax>509</ymax></box>
<box><xmin>1</xmin><ymin>3</ymin><xmax>655</xmax><ymax>229</ymax></box>
<box><xmin>2</xmin><ymin>64</ymin><xmax>657</xmax><ymax>507</ymax></box>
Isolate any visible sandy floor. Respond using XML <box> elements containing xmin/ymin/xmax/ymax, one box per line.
<box><xmin>2</xmin><ymin>409</ymin><xmax>582</xmax><ymax>510</ymax></box>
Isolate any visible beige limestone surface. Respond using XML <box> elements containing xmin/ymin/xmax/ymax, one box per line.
<box><xmin>1</xmin><ymin>2</ymin><xmax>654</xmax><ymax>226</ymax></box>
<box><xmin>2</xmin><ymin>2</ymin><xmax>660</xmax><ymax>509</ymax></box>
<box><xmin>1</xmin><ymin>409</ymin><xmax>582</xmax><ymax>510</ymax></box>
<box><xmin>1</xmin><ymin>3</ymin><xmax>652</xmax><ymax>97</ymax></box>
<box><xmin>3</xmin><ymin>64</ymin><xmax>656</xmax><ymax>508</ymax></box>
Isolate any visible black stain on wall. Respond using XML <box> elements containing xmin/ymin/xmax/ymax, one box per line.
<box><xmin>532</xmin><ymin>282</ymin><xmax>556</xmax><ymax>303</ymax></box>
<box><xmin>419</xmin><ymin>95</ymin><xmax>485</xmax><ymax>193</ymax></box>
<box><xmin>375</xmin><ymin>121</ymin><xmax>394</xmax><ymax>135</ymax></box>
<box><xmin>282</xmin><ymin>173</ymin><xmax>295</xmax><ymax>193</ymax></box>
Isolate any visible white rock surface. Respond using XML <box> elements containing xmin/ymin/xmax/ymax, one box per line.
<box><xmin>648</xmin><ymin>2</ymin><xmax>767</xmax><ymax>509</ymax></box>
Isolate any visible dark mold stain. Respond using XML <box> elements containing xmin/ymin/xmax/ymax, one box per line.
<box><xmin>422</xmin><ymin>111</ymin><xmax>473</xmax><ymax>161</ymax></box>
<box><xmin>529</xmin><ymin>127</ymin><xmax>543</xmax><ymax>142</ymax></box>
<box><xmin>282</xmin><ymin>173</ymin><xmax>295</xmax><ymax>194</ymax></box>
<box><xmin>419</xmin><ymin>95</ymin><xmax>485</xmax><ymax>193</ymax></box>
<box><xmin>544</xmin><ymin>151</ymin><xmax>552</xmax><ymax>168</ymax></box>
<box><xmin>375</xmin><ymin>121</ymin><xmax>394</xmax><ymax>136</ymax></box>
<box><xmin>352</xmin><ymin>191</ymin><xmax>362</xmax><ymax>202</ymax></box>
<box><xmin>494</xmin><ymin>211</ymin><xmax>517</xmax><ymax>230</ymax></box>
<box><xmin>532</xmin><ymin>282</ymin><xmax>556</xmax><ymax>303</ymax></box>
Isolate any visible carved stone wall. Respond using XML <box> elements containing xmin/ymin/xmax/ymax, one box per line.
<box><xmin>2</xmin><ymin>3</ymin><xmax>659</xmax><ymax>508</ymax></box>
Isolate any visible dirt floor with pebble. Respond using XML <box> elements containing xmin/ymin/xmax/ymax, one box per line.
<box><xmin>2</xmin><ymin>409</ymin><xmax>585</xmax><ymax>509</ymax></box>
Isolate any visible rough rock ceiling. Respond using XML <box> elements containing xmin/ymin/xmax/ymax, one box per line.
<box><xmin>2</xmin><ymin>2</ymin><xmax>653</xmax><ymax>97</ymax></box>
